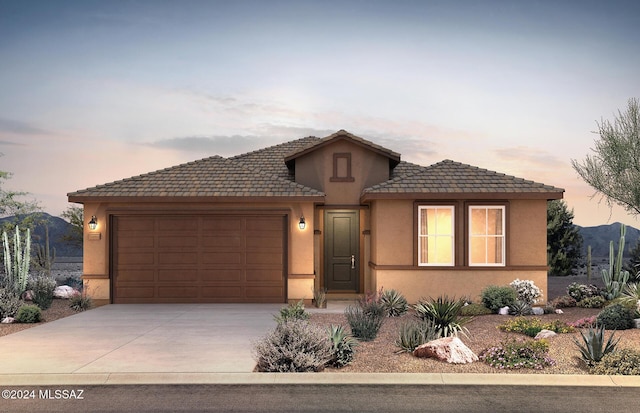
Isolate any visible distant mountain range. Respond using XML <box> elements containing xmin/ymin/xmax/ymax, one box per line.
<box><xmin>0</xmin><ymin>213</ymin><xmax>82</xmax><ymax>257</ymax></box>
<box><xmin>577</xmin><ymin>222</ymin><xmax>640</xmax><ymax>258</ymax></box>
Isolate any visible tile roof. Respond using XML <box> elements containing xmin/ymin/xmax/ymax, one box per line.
<box><xmin>362</xmin><ymin>159</ymin><xmax>564</xmax><ymax>198</ymax></box>
<box><xmin>67</xmin><ymin>155</ymin><xmax>324</xmax><ymax>200</ymax></box>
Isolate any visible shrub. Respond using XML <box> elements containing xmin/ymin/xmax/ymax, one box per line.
<box><xmin>567</xmin><ymin>282</ymin><xmax>600</xmax><ymax>302</ymax></box>
<box><xmin>573</xmin><ymin>324</ymin><xmax>619</xmax><ymax>367</ymax></box>
<box><xmin>312</xmin><ymin>288</ymin><xmax>327</xmax><ymax>308</ymax></box>
<box><xmin>69</xmin><ymin>293</ymin><xmax>93</xmax><ymax>312</ymax></box>
<box><xmin>510</xmin><ymin>279</ymin><xmax>542</xmax><ymax>305</ymax></box>
<box><xmin>253</xmin><ymin>319</ymin><xmax>332</xmax><ymax>372</ymax></box>
<box><xmin>380</xmin><ymin>289</ymin><xmax>408</xmax><ymax>317</ymax></box>
<box><xmin>596</xmin><ymin>303</ymin><xmax>635</xmax><ymax>330</ymax></box>
<box><xmin>550</xmin><ymin>295</ymin><xmax>577</xmax><ymax>308</ymax></box>
<box><xmin>274</xmin><ymin>300</ymin><xmax>310</xmax><ymax>323</ymax></box>
<box><xmin>395</xmin><ymin>319</ymin><xmax>440</xmax><ymax>353</ymax></box>
<box><xmin>15</xmin><ymin>304</ymin><xmax>41</xmax><ymax>323</ymax></box>
<box><xmin>345</xmin><ymin>303</ymin><xmax>385</xmax><ymax>342</ymax></box>
<box><xmin>498</xmin><ymin>317</ymin><xmax>575</xmax><ymax>337</ymax></box>
<box><xmin>591</xmin><ymin>348</ymin><xmax>640</xmax><ymax>375</ymax></box>
<box><xmin>0</xmin><ymin>288</ymin><xmax>24</xmax><ymax>318</ymax></box>
<box><xmin>577</xmin><ymin>296</ymin><xmax>606</xmax><ymax>309</ymax></box>
<box><xmin>508</xmin><ymin>300</ymin><xmax>533</xmax><ymax>316</ymax></box>
<box><xmin>27</xmin><ymin>274</ymin><xmax>57</xmax><ymax>310</ymax></box>
<box><xmin>481</xmin><ymin>285</ymin><xmax>517</xmax><ymax>313</ymax></box>
<box><xmin>479</xmin><ymin>338</ymin><xmax>555</xmax><ymax>370</ymax></box>
<box><xmin>569</xmin><ymin>316</ymin><xmax>597</xmax><ymax>329</ymax></box>
<box><xmin>619</xmin><ymin>283</ymin><xmax>640</xmax><ymax>313</ymax></box>
<box><xmin>460</xmin><ymin>302</ymin><xmax>493</xmax><ymax>316</ymax></box>
<box><xmin>414</xmin><ymin>296</ymin><xmax>471</xmax><ymax>338</ymax></box>
<box><xmin>327</xmin><ymin>324</ymin><xmax>358</xmax><ymax>367</ymax></box>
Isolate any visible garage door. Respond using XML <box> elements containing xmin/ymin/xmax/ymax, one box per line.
<box><xmin>112</xmin><ymin>215</ymin><xmax>286</xmax><ymax>303</ymax></box>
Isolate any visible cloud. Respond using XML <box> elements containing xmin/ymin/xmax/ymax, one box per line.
<box><xmin>144</xmin><ymin>135</ymin><xmax>267</xmax><ymax>157</ymax></box>
<box><xmin>494</xmin><ymin>146</ymin><xmax>564</xmax><ymax>168</ymax></box>
<box><xmin>0</xmin><ymin>118</ymin><xmax>50</xmax><ymax>135</ymax></box>
<box><xmin>0</xmin><ymin>140</ymin><xmax>27</xmax><ymax>146</ymax></box>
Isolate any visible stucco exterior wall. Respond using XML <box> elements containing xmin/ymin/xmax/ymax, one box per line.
<box><xmin>369</xmin><ymin>199</ymin><xmax>415</xmax><ymax>265</ymax></box>
<box><xmin>372</xmin><ymin>268</ymin><xmax>548</xmax><ymax>304</ymax></box>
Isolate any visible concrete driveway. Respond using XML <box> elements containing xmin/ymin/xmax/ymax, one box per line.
<box><xmin>0</xmin><ymin>304</ymin><xmax>282</xmax><ymax>375</ymax></box>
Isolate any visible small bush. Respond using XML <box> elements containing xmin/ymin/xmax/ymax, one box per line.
<box><xmin>567</xmin><ymin>282</ymin><xmax>600</xmax><ymax>302</ymax></box>
<box><xmin>275</xmin><ymin>300</ymin><xmax>310</xmax><ymax>323</ymax></box>
<box><xmin>591</xmin><ymin>348</ymin><xmax>640</xmax><ymax>375</ymax></box>
<box><xmin>481</xmin><ymin>285</ymin><xmax>517</xmax><ymax>313</ymax></box>
<box><xmin>345</xmin><ymin>304</ymin><xmax>384</xmax><ymax>342</ymax></box>
<box><xmin>480</xmin><ymin>338</ymin><xmax>556</xmax><ymax>370</ymax></box>
<box><xmin>69</xmin><ymin>293</ymin><xmax>93</xmax><ymax>312</ymax></box>
<box><xmin>395</xmin><ymin>319</ymin><xmax>440</xmax><ymax>353</ymax></box>
<box><xmin>573</xmin><ymin>324</ymin><xmax>619</xmax><ymax>367</ymax></box>
<box><xmin>577</xmin><ymin>296</ymin><xmax>606</xmax><ymax>309</ymax></box>
<box><xmin>327</xmin><ymin>324</ymin><xmax>358</xmax><ymax>368</ymax></box>
<box><xmin>380</xmin><ymin>289</ymin><xmax>408</xmax><ymax>317</ymax></box>
<box><xmin>460</xmin><ymin>303</ymin><xmax>493</xmax><ymax>316</ymax></box>
<box><xmin>253</xmin><ymin>319</ymin><xmax>332</xmax><ymax>372</ymax></box>
<box><xmin>414</xmin><ymin>296</ymin><xmax>471</xmax><ymax>338</ymax></box>
<box><xmin>27</xmin><ymin>275</ymin><xmax>57</xmax><ymax>310</ymax></box>
<box><xmin>508</xmin><ymin>300</ymin><xmax>533</xmax><ymax>316</ymax></box>
<box><xmin>498</xmin><ymin>317</ymin><xmax>575</xmax><ymax>337</ymax></box>
<box><xmin>0</xmin><ymin>288</ymin><xmax>24</xmax><ymax>318</ymax></box>
<box><xmin>510</xmin><ymin>279</ymin><xmax>542</xmax><ymax>305</ymax></box>
<box><xmin>596</xmin><ymin>303</ymin><xmax>635</xmax><ymax>330</ymax></box>
<box><xmin>569</xmin><ymin>316</ymin><xmax>597</xmax><ymax>329</ymax></box>
<box><xmin>550</xmin><ymin>295</ymin><xmax>577</xmax><ymax>308</ymax></box>
<box><xmin>15</xmin><ymin>304</ymin><xmax>42</xmax><ymax>323</ymax></box>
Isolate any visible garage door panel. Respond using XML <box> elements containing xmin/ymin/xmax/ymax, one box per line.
<box><xmin>113</xmin><ymin>214</ymin><xmax>286</xmax><ymax>303</ymax></box>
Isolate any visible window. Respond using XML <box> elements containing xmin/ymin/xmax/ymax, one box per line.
<box><xmin>418</xmin><ymin>206</ymin><xmax>454</xmax><ymax>266</ymax></box>
<box><xmin>469</xmin><ymin>206</ymin><xmax>505</xmax><ymax>266</ymax></box>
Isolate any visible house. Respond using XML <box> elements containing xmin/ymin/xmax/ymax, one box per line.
<box><xmin>67</xmin><ymin>130</ymin><xmax>564</xmax><ymax>304</ymax></box>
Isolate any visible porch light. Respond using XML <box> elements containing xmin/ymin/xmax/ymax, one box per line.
<box><xmin>88</xmin><ymin>215</ymin><xmax>98</xmax><ymax>230</ymax></box>
<box><xmin>298</xmin><ymin>216</ymin><xmax>306</xmax><ymax>230</ymax></box>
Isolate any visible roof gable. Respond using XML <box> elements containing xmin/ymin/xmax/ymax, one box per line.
<box><xmin>283</xmin><ymin>129</ymin><xmax>401</xmax><ymax>168</ymax></box>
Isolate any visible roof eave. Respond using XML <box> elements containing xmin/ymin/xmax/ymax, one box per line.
<box><xmin>68</xmin><ymin>194</ymin><xmax>326</xmax><ymax>204</ymax></box>
<box><xmin>360</xmin><ymin>190</ymin><xmax>565</xmax><ymax>203</ymax></box>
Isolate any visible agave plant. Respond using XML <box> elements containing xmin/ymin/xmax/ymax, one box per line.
<box><xmin>395</xmin><ymin>319</ymin><xmax>440</xmax><ymax>353</ymax></box>
<box><xmin>413</xmin><ymin>296</ymin><xmax>472</xmax><ymax>338</ymax></box>
<box><xmin>573</xmin><ymin>323</ymin><xmax>620</xmax><ymax>367</ymax></box>
<box><xmin>327</xmin><ymin>324</ymin><xmax>358</xmax><ymax>367</ymax></box>
<box><xmin>380</xmin><ymin>289</ymin><xmax>408</xmax><ymax>317</ymax></box>
<box><xmin>508</xmin><ymin>300</ymin><xmax>533</xmax><ymax>316</ymax></box>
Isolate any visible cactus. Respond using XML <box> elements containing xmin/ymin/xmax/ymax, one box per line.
<box><xmin>32</xmin><ymin>225</ymin><xmax>56</xmax><ymax>276</ymax></box>
<box><xmin>586</xmin><ymin>245</ymin><xmax>592</xmax><ymax>283</ymax></box>
<box><xmin>601</xmin><ymin>224</ymin><xmax>630</xmax><ymax>300</ymax></box>
<box><xmin>2</xmin><ymin>226</ymin><xmax>31</xmax><ymax>296</ymax></box>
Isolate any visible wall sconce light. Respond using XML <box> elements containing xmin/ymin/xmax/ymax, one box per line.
<box><xmin>298</xmin><ymin>216</ymin><xmax>306</xmax><ymax>230</ymax></box>
<box><xmin>88</xmin><ymin>215</ymin><xmax>98</xmax><ymax>230</ymax></box>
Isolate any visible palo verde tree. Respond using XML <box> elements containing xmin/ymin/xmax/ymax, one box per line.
<box><xmin>0</xmin><ymin>159</ymin><xmax>40</xmax><ymax>232</ymax></box>
<box><xmin>547</xmin><ymin>200</ymin><xmax>583</xmax><ymax>276</ymax></box>
<box><xmin>571</xmin><ymin>98</ymin><xmax>640</xmax><ymax>216</ymax></box>
<box><xmin>60</xmin><ymin>204</ymin><xmax>83</xmax><ymax>247</ymax></box>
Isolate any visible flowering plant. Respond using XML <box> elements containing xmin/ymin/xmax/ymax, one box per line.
<box><xmin>479</xmin><ymin>338</ymin><xmax>556</xmax><ymax>370</ymax></box>
<box><xmin>510</xmin><ymin>279</ymin><xmax>542</xmax><ymax>305</ymax></box>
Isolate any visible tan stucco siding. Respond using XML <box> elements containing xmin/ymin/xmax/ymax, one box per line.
<box><xmin>508</xmin><ymin>199</ymin><xmax>548</xmax><ymax>266</ymax></box>
<box><xmin>369</xmin><ymin>199</ymin><xmax>414</xmax><ymax>265</ymax></box>
<box><xmin>372</xmin><ymin>268</ymin><xmax>548</xmax><ymax>304</ymax></box>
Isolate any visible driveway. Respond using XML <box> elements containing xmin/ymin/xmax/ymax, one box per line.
<box><xmin>0</xmin><ymin>304</ymin><xmax>282</xmax><ymax>374</ymax></box>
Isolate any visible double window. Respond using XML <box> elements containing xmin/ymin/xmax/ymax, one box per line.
<box><xmin>418</xmin><ymin>205</ymin><xmax>505</xmax><ymax>266</ymax></box>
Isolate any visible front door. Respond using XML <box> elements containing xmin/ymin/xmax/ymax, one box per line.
<box><xmin>324</xmin><ymin>210</ymin><xmax>359</xmax><ymax>292</ymax></box>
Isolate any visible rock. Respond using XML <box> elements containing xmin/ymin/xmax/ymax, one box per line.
<box><xmin>498</xmin><ymin>306</ymin><xmax>510</xmax><ymax>315</ymax></box>
<box><xmin>532</xmin><ymin>307</ymin><xmax>544</xmax><ymax>315</ymax></box>
<box><xmin>1</xmin><ymin>317</ymin><xmax>15</xmax><ymax>324</ymax></box>
<box><xmin>53</xmin><ymin>285</ymin><xmax>77</xmax><ymax>299</ymax></box>
<box><xmin>413</xmin><ymin>337</ymin><xmax>478</xmax><ymax>364</ymax></box>
<box><xmin>21</xmin><ymin>290</ymin><xmax>34</xmax><ymax>301</ymax></box>
<box><xmin>634</xmin><ymin>319</ymin><xmax>640</xmax><ymax>329</ymax></box>
<box><xmin>534</xmin><ymin>329</ymin><xmax>557</xmax><ymax>340</ymax></box>
<box><xmin>555</xmin><ymin>309</ymin><xmax>564</xmax><ymax>314</ymax></box>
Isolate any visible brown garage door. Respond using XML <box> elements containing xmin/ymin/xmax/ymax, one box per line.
<box><xmin>112</xmin><ymin>214</ymin><xmax>286</xmax><ymax>303</ymax></box>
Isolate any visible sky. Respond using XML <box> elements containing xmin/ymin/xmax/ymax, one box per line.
<box><xmin>0</xmin><ymin>0</ymin><xmax>639</xmax><ymax>227</ymax></box>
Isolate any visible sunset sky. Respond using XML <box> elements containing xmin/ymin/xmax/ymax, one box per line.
<box><xmin>1</xmin><ymin>0</ymin><xmax>639</xmax><ymax>227</ymax></box>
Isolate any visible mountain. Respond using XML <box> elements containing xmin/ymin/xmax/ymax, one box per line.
<box><xmin>577</xmin><ymin>222</ymin><xmax>640</xmax><ymax>258</ymax></box>
<box><xmin>0</xmin><ymin>213</ymin><xmax>82</xmax><ymax>257</ymax></box>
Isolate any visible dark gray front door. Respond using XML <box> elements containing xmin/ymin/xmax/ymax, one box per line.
<box><xmin>324</xmin><ymin>210</ymin><xmax>359</xmax><ymax>292</ymax></box>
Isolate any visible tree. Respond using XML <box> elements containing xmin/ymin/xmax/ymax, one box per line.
<box><xmin>571</xmin><ymin>98</ymin><xmax>640</xmax><ymax>216</ymax></box>
<box><xmin>624</xmin><ymin>237</ymin><xmax>640</xmax><ymax>282</ymax></box>
<box><xmin>0</xmin><ymin>161</ymin><xmax>40</xmax><ymax>232</ymax></box>
<box><xmin>60</xmin><ymin>204</ymin><xmax>83</xmax><ymax>247</ymax></box>
<box><xmin>547</xmin><ymin>200</ymin><xmax>583</xmax><ymax>276</ymax></box>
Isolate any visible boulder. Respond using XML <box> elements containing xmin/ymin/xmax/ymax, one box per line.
<box><xmin>531</xmin><ymin>307</ymin><xmax>544</xmax><ymax>315</ymax></box>
<box><xmin>534</xmin><ymin>329</ymin><xmax>557</xmax><ymax>340</ymax></box>
<box><xmin>498</xmin><ymin>306</ymin><xmax>510</xmax><ymax>315</ymax></box>
<box><xmin>21</xmin><ymin>290</ymin><xmax>34</xmax><ymax>301</ymax></box>
<box><xmin>413</xmin><ymin>336</ymin><xmax>478</xmax><ymax>364</ymax></box>
<box><xmin>1</xmin><ymin>317</ymin><xmax>15</xmax><ymax>324</ymax></box>
<box><xmin>554</xmin><ymin>309</ymin><xmax>564</xmax><ymax>314</ymax></box>
<box><xmin>53</xmin><ymin>285</ymin><xmax>77</xmax><ymax>299</ymax></box>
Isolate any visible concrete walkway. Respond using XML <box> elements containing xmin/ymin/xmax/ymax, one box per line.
<box><xmin>1</xmin><ymin>303</ymin><xmax>639</xmax><ymax>387</ymax></box>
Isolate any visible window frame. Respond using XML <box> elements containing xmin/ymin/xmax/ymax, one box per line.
<box><xmin>417</xmin><ymin>205</ymin><xmax>455</xmax><ymax>267</ymax></box>
<box><xmin>468</xmin><ymin>205</ymin><xmax>506</xmax><ymax>267</ymax></box>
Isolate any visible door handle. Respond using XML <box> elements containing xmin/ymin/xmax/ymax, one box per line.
<box><xmin>351</xmin><ymin>255</ymin><xmax>355</xmax><ymax>269</ymax></box>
